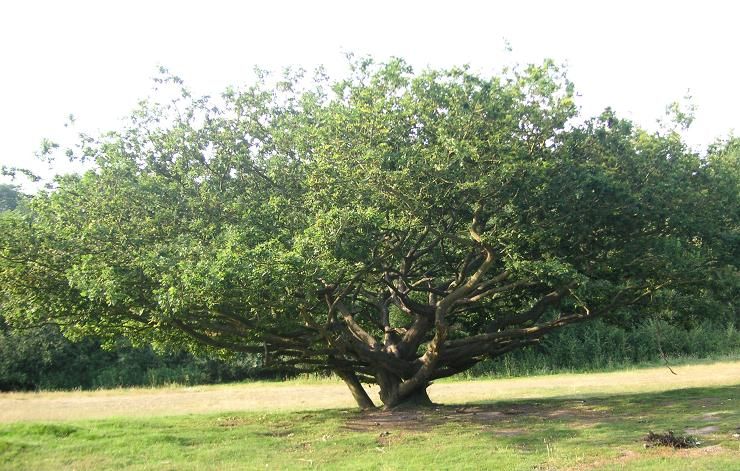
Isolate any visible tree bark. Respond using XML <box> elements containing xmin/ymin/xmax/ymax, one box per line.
<box><xmin>388</xmin><ymin>386</ymin><xmax>433</xmax><ymax>409</ymax></box>
<box><xmin>375</xmin><ymin>369</ymin><xmax>434</xmax><ymax>409</ymax></box>
<box><xmin>334</xmin><ymin>369</ymin><xmax>376</xmax><ymax>410</ymax></box>
<box><xmin>381</xmin><ymin>382</ymin><xmax>433</xmax><ymax>409</ymax></box>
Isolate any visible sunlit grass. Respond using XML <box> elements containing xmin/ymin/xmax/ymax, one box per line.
<box><xmin>1</xmin><ymin>382</ymin><xmax>738</xmax><ymax>470</ymax></box>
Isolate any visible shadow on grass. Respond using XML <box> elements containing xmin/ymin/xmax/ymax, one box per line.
<box><xmin>337</xmin><ymin>385</ymin><xmax>739</xmax><ymax>470</ymax></box>
<box><xmin>346</xmin><ymin>384</ymin><xmax>739</xmax><ymax>441</ymax></box>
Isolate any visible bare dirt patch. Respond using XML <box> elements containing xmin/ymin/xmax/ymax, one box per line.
<box><xmin>345</xmin><ymin>409</ymin><xmax>437</xmax><ymax>432</ymax></box>
<box><xmin>574</xmin><ymin>443</ymin><xmax>728</xmax><ymax>470</ymax></box>
<box><xmin>700</xmin><ymin>411</ymin><xmax>724</xmax><ymax>421</ymax></box>
<box><xmin>684</xmin><ymin>425</ymin><xmax>720</xmax><ymax>435</ymax></box>
<box><xmin>215</xmin><ymin>416</ymin><xmax>251</xmax><ymax>427</ymax></box>
<box><xmin>259</xmin><ymin>428</ymin><xmax>295</xmax><ymax>438</ymax></box>
<box><xmin>572</xmin><ymin>448</ymin><xmax>640</xmax><ymax>471</ymax></box>
<box><xmin>655</xmin><ymin>444</ymin><xmax>726</xmax><ymax>458</ymax></box>
<box><xmin>344</xmin><ymin>400</ymin><xmax>608</xmax><ymax>433</ymax></box>
<box><xmin>376</xmin><ymin>430</ymin><xmax>394</xmax><ymax>446</ymax></box>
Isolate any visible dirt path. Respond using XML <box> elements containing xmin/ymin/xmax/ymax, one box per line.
<box><xmin>1</xmin><ymin>361</ymin><xmax>738</xmax><ymax>423</ymax></box>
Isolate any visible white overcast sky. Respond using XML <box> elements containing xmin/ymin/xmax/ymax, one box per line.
<box><xmin>1</xmin><ymin>0</ymin><xmax>738</xmax><ymax>185</ymax></box>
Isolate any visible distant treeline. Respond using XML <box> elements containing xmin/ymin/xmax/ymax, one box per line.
<box><xmin>467</xmin><ymin>318</ymin><xmax>740</xmax><ymax>377</ymax></box>
<box><xmin>0</xmin><ymin>320</ymin><xmax>265</xmax><ymax>391</ymax></box>
<box><xmin>1</xmin><ymin>317</ymin><xmax>738</xmax><ymax>391</ymax></box>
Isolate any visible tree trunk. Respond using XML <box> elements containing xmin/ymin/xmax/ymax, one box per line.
<box><xmin>335</xmin><ymin>369</ymin><xmax>376</xmax><ymax>410</ymax></box>
<box><xmin>386</xmin><ymin>386</ymin><xmax>433</xmax><ymax>409</ymax></box>
<box><xmin>376</xmin><ymin>369</ymin><xmax>433</xmax><ymax>409</ymax></box>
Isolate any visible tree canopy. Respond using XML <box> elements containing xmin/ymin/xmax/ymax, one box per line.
<box><xmin>0</xmin><ymin>184</ymin><xmax>21</xmax><ymax>212</ymax></box>
<box><xmin>0</xmin><ymin>58</ymin><xmax>737</xmax><ymax>408</ymax></box>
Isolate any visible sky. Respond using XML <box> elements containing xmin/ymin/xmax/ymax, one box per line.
<box><xmin>1</xmin><ymin>0</ymin><xmax>738</xmax><ymax>187</ymax></box>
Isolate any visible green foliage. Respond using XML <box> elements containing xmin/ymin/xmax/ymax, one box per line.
<box><xmin>0</xmin><ymin>323</ymin><xmax>262</xmax><ymax>391</ymax></box>
<box><xmin>0</xmin><ymin>57</ymin><xmax>737</xmax><ymax>406</ymax></box>
<box><xmin>0</xmin><ymin>184</ymin><xmax>21</xmax><ymax>212</ymax></box>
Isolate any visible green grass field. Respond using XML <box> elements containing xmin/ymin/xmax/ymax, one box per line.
<box><xmin>1</xmin><ymin>362</ymin><xmax>739</xmax><ymax>470</ymax></box>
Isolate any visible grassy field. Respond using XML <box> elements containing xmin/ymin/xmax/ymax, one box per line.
<box><xmin>1</xmin><ymin>361</ymin><xmax>738</xmax><ymax>470</ymax></box>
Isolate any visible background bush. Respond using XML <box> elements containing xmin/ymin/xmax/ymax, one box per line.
<box><xmin>0</xmin><ymin>319</ymin><xmax>264</xmax><ymax>391</ymax></box>
<box><xmin>465</xmin><ymin>318</ymin><xmax>739</xmax><ymax>378</ymax></box>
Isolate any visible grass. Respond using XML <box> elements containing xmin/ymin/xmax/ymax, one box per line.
<box><xmin>1</xmin><ymin>361</ymin><xmax>739</xmax><ymax>470</ymax></box>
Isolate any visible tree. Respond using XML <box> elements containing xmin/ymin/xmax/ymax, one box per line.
<box><xmin>0</xmin><ymin>184</ymin><xmax>20</xmax><ymax>212</ymax></box>
<box><xmin>0</xmin><ymin>59</ymin><xmax>736</xmax><ymax>408</ymax></box>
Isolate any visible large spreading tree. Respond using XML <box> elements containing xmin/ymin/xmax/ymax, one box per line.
<box><xmin>1</xmin><ymin>59</ymin><xmax>737</xmax><ymax>408</ymax></box>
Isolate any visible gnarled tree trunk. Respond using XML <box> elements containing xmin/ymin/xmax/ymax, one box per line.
<box><xmin>374</xmin><ymin>369</ymin><xmax>433</xmax><ymax>409</ymax></box>
<box><xmin>384</xmin><ymin>384</ymin><xmax>433</xmax><ymax>409</ymax></box>
<box><xmin>334</xmin><ymin>369</ymin><xmax>376</xmax><ymax>410</ymax></box>
<box><xmin>314</xmin><ymin>223</ymin><xmax>639</xmax><ymax>410</ymax></box>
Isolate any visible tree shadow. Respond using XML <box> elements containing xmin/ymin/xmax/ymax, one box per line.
<box><xmin>343</xmin><ymin>384</ymin><xmax>740</xmax><ymax>440</ymax></box>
